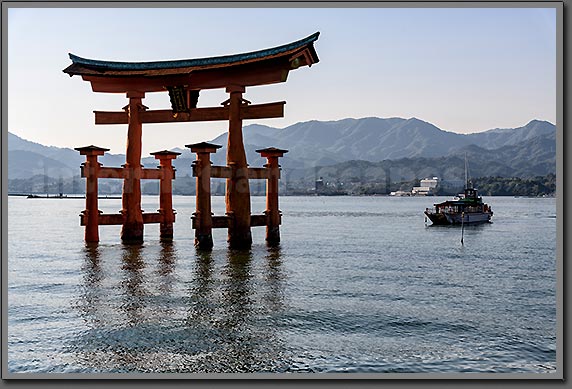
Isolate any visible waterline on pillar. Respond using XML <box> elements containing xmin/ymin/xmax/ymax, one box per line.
<box><xmin>121</xmin><ymin>222</ymin><xmax>144</xmax><ymax>244</ymax></box>
<box><xmin>160</xmin><ymin>223</ymin><xmax>174</xmax><ymax>242</ymax></box>
<box><xmin>195</xmin><ymin>233</ymin><xmax>214</xmax><ymax>251</ymax></box>
<box><xmin>227</xmin><ymin>229</ymin><xmax>252</xmax><ymax>249</ymax></box>
<box><xmin>266</xmin><ymin>226</ymin><xmax>281</xmax><ymax>246</ymax></box>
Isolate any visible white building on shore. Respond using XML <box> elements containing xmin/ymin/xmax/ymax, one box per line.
<box><xmin>412</xmin><ymin>177</ymin><xmax>439</xmax><ymax>196</ymax></box>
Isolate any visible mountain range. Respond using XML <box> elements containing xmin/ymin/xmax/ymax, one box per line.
<box><xmin>8</xmin><ymin>117</ymin><xmax>556</xmax><ymax>184</ymax></box>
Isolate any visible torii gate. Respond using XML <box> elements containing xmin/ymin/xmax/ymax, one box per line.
<box><xmin>64</xmin><ymin>32</ymin><xmax>320</xmax><ymax>248</ymax></box>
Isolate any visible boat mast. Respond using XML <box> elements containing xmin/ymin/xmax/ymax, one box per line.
<box><xmin>464</xmin><ymin>153</ymin><xmax>472</xmax><ymax>189</ymax></box>
<box><xmin>464</xmin><ymin>153</ymin><xmax>468</xmax><ymax>189</ymax></box>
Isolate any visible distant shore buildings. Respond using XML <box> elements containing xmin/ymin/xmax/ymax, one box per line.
<box><xmin>391</xmin><ymin>176</ymin><xmax>440</xmax><ymax>196</ymax></box>
<box><xmin>412</xmin><ymin>177</ymin><xmax>439</xmax><ymax>196</ymax></box>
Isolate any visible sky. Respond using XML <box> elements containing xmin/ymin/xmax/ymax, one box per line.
<box><xmin>7</xmin><ymin>6</ymin><xmax>557</xmax><ymax>155</ymax></box>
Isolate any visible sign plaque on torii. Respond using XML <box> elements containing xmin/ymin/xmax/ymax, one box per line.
<box><xmin>64</xmin><ymin>32</ymin><xmax>320</xmax><ymax>248</ymax></box>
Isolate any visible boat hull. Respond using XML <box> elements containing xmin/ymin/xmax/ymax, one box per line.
<box><xmin>445</xmin><ymin>211</ymin><xmax>492</xmax><ymax>225</ymax></box>
<box><xmin>424</xmin><ymin>211</ymin><xmax>449</xmax><ymax>225</ymax></box>
<box><xmin>425</xmin><ymin>210</ymin><xmax>492</xmax><ymax>225</ymax></box>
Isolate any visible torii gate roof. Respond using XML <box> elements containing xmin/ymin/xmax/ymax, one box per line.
<box><xmin>63</xmin><ymin>32</ymin><xmax>320</xmax><ymax>93</ymax></box>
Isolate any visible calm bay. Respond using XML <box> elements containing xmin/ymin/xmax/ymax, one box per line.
<box><xmin>7</xmin><ymin>195</ymin><xmax>557</xmax><ymax>374</ymax></box>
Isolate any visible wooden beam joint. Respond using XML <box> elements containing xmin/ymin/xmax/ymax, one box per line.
<box><xmin>194</xmin><ymin>165</ymin><xmax>272</xmax><ymax>180</ymax></box>
<box><xmin>80</xmin><ymin>211</ymin><xmax>169</xmax><ymax>226</ymax></box>
<box><xmin>190</xmin><ymin>213</ymin><xmax>279</xmax><ymax>229</ymax></box>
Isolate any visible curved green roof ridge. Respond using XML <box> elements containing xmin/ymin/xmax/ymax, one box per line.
<box><xmin>68</xmin><ymin>32</ymin><xmax>320</xmax><ymax>71</ymax></box>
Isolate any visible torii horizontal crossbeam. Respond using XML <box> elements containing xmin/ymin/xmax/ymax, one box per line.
<box><xmin>94</xmin><ymin>101</ymin><xmax>285</xmax><ymax>125</ymax></box>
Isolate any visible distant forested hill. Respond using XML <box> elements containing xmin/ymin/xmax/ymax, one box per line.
<box><xmin>8</xmin><ymin>117</ymin><xmax>555</xmax><ymax>195</ymax></box>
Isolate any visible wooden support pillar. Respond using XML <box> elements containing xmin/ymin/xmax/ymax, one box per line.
<box><xmin>75</xmin><ymin>145</ymin><xmax>110</xmax><ymax>243</ymax></box>
<box><xmin>151</xmin><ymin>150</ymin><xmax>181</xmax><ymax>242</ymax></box>
<box><xmin>187</xmin><ymin>142</ymin><xmax>222</xmax><ymax>250</ymax></box>
<box><xmin>121</xmin><ymin>91</ymin><xmax>146</xmax><ymax>244</ymax></box>
<box><xmin>225</xmin><ymin>86</ymin><xmax>252</xmax><ymax>249</ymax></box>
<box><xmin>256</xmin><ymin>147</ymin><xmax>288</xmax><ymax>245</ymax></box>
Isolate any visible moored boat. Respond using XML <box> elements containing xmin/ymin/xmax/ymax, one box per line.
<box><xmin>424</xmin><ymin>186</ymin><xmax>493</xmax><ymax>225</ymax></box>
<box><xmin>424</xmin><ymin>156</ymin><xmax>493</xmax><ymax>225</ymax></box>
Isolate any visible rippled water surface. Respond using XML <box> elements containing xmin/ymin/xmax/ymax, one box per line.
<box><xmin>7</xmin><ymin>195</ymin><xmax>557</xmax><ymax>374</ymax></box>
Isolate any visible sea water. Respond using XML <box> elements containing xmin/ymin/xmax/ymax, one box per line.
<box><xmin>7</xmin><ymin>195</ymin><xmax>557</xmax><ymax>374</ymax></box>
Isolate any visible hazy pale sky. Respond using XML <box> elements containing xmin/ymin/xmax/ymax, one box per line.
<box><xmin>7</xmin><ymin>6</ymin><xmax>557</xmax><ymax>155</ymax></box>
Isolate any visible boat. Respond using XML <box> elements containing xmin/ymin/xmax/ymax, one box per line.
<box><xmin>424</xmin><ymin>186</ymin><xmax>493</xmax><ymax>225</ymax></box>
<box><xmin>424</xmin><ymin>157</ymin><xmax>493</xmax><ymax>225</ymax></box>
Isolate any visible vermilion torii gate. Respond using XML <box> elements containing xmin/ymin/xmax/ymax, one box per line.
<box><xmin>64</xmin><ymin>32</ymin><xmax>320</xmax><ymax>248</ymax></box>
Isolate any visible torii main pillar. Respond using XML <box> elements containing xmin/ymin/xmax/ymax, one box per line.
<box><xmin>226</xmin><ymin>86</ymin><xmax>252</xmax><ymax>248</ymax></box>
<box><xmin>121</xmin><ymin>91</ymin><xmax>145</xmax><ymax>244</ymax></box>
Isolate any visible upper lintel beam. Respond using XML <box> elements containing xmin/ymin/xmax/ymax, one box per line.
<box><xmin>83</xmin><ymin>64</ymin><xmax>290</xmax><ymax>93</ymax></box>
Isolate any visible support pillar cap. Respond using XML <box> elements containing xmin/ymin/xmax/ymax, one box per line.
<box><xmin>150</xmin><ymin>150</ymin><xmax>181</xmax><ymax>160</ymax></box>
<box><xmin>74</xmin><ymin>145</ymin><xmax>109</xmax><ymax>156</ymax></box>
<box><xmin>256</xmin><ymin>147</ymin><xmax>288</xmax><ymax>158</ymax></box>
<box><xmin>185</xmin><ymin>142</ymin><xmax>222</xmax><ymax>154</ymax></box>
